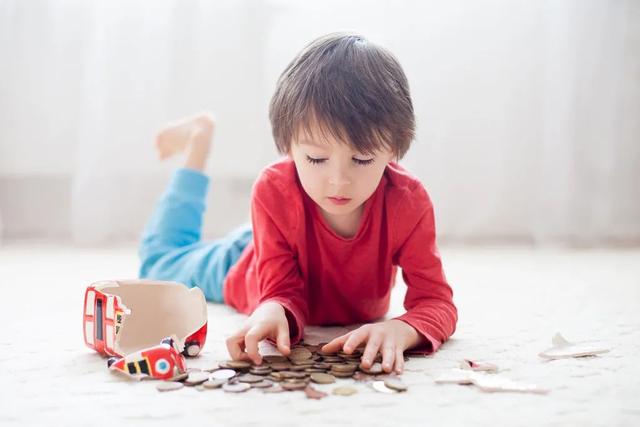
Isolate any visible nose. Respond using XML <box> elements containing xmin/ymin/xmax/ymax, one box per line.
<box><xmin>328</xmin><ymin>165</ymin><xmax>351</xmax><ymax>186</ymax></box>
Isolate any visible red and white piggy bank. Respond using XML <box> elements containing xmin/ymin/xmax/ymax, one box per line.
<box><xmin>83</xmin><ymin>279</ymin><xmax>208</xmax><ymax>359</ymax></box>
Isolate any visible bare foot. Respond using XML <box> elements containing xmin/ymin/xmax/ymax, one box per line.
<box><xmin>154</xmin><ymin>113</ymin><xmax>215</xmax><ymax>163</ymax></box>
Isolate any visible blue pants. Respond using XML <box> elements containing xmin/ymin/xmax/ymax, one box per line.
<box><xmin>138</xmin><ymin>168</ymin><xmax>253</xmax><ymax>303</ymax></box>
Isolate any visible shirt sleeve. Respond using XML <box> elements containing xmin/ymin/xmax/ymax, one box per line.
<box><xmin>392</xmin><ymin>201</ymin><xmax>458</xmax><ymax>355</ymax></box>
<box><xmin>251</xmin><ymin>186</ymin><xmax>309</xmax><ymax>345</ymax></box>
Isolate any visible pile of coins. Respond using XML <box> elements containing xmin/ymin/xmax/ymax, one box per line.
<box><xmin>155</xmin><ymin>341</ymin><xmax>410</xmax><ymax>398</ymax></box>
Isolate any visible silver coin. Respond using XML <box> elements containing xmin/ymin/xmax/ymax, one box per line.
<box><xmin>184</xmin><ymin>371</ymin><xmax>209</xmax><ymax>385</ymax></box>
<box><xmin>202</xmin><ymin>378</ymin><xmax>227</xmax><ymax>389</ymax></box>
<box><xmin>384</xmin><ymin>377</ymin><xmax>408</xmax><ymax>392</ymax></box>
<box><xmin>156</xmin><ymin>381</ymin><xmax>184</xmax><ymax>392</ymax></box>
<box><xmin>371</xmin><ymin>381</ymin><xmax>396</xmax><ymax>394</ymax></box>
<box><xmin>223</xmin><ymin>382</ymin><xmax>251</xmax><ymax>393</ymax></box>
<box><xmin>210</xmin><ymin>369</ymin><xmax>237</xmax><ymax>380</ymax></box>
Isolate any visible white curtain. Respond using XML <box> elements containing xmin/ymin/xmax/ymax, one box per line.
<box><xmin>0</xmin><ymin>0</ymin><xmax>638</xmax><ymax>246</ymax></box>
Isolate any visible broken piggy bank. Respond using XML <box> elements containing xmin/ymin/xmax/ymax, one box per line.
<box><xmin>107</xmin><ymin>335</ymin><xmax>187</xmax><ymax>380</ymax></box>
<box><xmin>82</xmin><ymin>279</ymin><xmax>208</xmax><ymax>359</ymax></box>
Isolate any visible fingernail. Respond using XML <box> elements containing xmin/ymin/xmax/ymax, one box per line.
<box><xmin>363</xmin><ymin>358</ymin><xmax>370</xmax><ymax>364</ymax></box>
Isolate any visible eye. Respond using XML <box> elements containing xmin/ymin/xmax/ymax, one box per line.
<box><xmin>353</xmin><ymin>158</ymin><xmax>375</xmax><ymax>166</ymax></box>
<box><xmin>305</xmin><ymin>155</ymin><xmax>326</xmax><ymax>165</ymax></box>
<box><xmin>305</xmin><ymin>155</ymin><xmax>374</xmax><ymax>166</ymax></box>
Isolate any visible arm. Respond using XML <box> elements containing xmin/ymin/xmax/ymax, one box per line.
<box><xmin>226</xmin><ymin>179</ymin><xmax>310</xmax><ymax>363</ymax></box>
<box><xmin>392</xmin><ymin>203</ymin><xmax>458</xmax><ymax>354</ymax></box>
<box><xmin>250</xmin><ymin>192</ymin><xmax>309</xmax><ymax>345</ymax></box>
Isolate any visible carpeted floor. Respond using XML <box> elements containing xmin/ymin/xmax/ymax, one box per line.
<box><xmin>1</xmin><ymin>242</ymin><xmax>638</xmax><ymax>426</ymax></box>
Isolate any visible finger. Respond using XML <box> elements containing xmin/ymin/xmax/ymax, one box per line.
<box><xmin>381</xmin><ymin>340</ymin><xmax>396</xmax><ymax>373</ymax></box>
<box><xmin>276</xmin><ymin>324</ymin><xmax>291</xmax><ymax>356</ymax></box>
<box><xmin>343</xmin><ymin>328</ymin><xmax>369</xmax><ymax>354</ymax></box>
<box><xmin>321</xmin><ymin>332</ymin><xmax>351</xmax><ymax>353</ymax></box>
<box><xmin>226</xmin><ymin>327</ymin><xmax>250</xmax><ymax>361</ymax></box>
<box><xmin>360</xmin><ymin>333</ymin><xmax>382</xmax><ymax>369</ymax></box>
<box><xmin>244</xmin><ymin>328</ymin><xmax>264</xmax><ymax>365</ymax></box>
<box><xmin>394</xmin><ymin>348</ymin><xmax>405</xmax><ymax>374</ymax></box>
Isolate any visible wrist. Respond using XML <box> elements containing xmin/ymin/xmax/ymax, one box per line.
<box><xmin>391</xmin><ymin>319</ymin><xmax>425</xmax><ymax>351</ymax></box>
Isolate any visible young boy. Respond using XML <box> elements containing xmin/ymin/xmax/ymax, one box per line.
<box><xmin>139</xmin><ymin>32</ymin><xmax>457</xmax><ymax>375</ymax></box>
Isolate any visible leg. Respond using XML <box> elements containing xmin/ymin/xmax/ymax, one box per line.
<box><xmin>139</xmin><ymin>113</ymin><xmax>248</xmax><ymax>302</ymax></box>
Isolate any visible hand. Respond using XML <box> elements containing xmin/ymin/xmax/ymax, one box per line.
<box><xmin>321</xmin><ymin>319</ymin><xmax>423</xmax><ymax>374</ymax></box>
<box><xmin>225</xmin><ymin>301</ymin><xmax>291</xmax><ymax>365</ymax></box>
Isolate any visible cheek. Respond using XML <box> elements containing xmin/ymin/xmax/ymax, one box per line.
<box><xmin>297</xmin><ymin>165</ymin><xmax>324</xmax><ymax>196</ymax></box>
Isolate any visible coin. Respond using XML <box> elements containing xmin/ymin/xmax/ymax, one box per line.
<box><xmin>352</xmin><ymin>371</ymin><xmax>373</xmax><ymax>382</ymax></box>
<box><xmin>361</xmin><ymin>362</ymin><xmax>383</xmax><ymax>375</ymax></box>
<box><xmin>249</xmin><ymin>367</ymin><xmax>272</xmax><ymax>376</ymax></box>
<box><xmin>156</xmin><ymin>381</ymin><xmax>184</xmax><ymax>392</ymax></box>
<box><xmin>268</xmin><ymin>372</ymin><xmax>284</xmax><ymax>381</ymax></box>
<box><xmin>251</xmin><ymin>380</ymin><xmax>274</xmax><ymax>388</ymax></box>
<box><xmin>270</xmin><ymin>362</ymin><xmax>292</xmax><ymax>371</ymax></box>
<box><xmin>281</xmin><ymin>371</ymin><xmax>308</xmax><ymax>379</ymax></box>
<box><xmin>304</xmin><ymin>385</ymin><xmax>329</xmax><ymax>400</ymax></box>
<box><xmin>332</xmin><ymin>386</ymin><xmax>358</xmax><ymax>396</ymax></box>
<box><xmin>289</xmin><ymin>347</ymin><xmax>313</xmax><ymax>361</ymax></box>
<box><xmin>281</xmin><ymin>380</ymin><xmax>308</xmax><ymax>391</ymax></box>
<box><xmin>331</xmin><ymin>363</ymin><xmax>357</xmax><ymax>372</ymax></box>
<box><xmin>226</xmin><ymin>360</ymin><xmax>252</xmax><ymax>369</ymax></box>
<box><xmin>167</xmin><ymin>372</ymin><xmax>189</xmax><ymax>382</ymax></box>
<box><xmin>313</xmin><ymin>363</ymin><xmax>331</xmax><ymax>370</ymax></box>
<box><xmin>371</xmin><ymin>381</ymin><xmax>396</xmax><ymax>394</ymax></box>
<box><xmin>223</xmin><ymin>382</ymin><xmax>251</xmax><ymax>393</ymax></box>
<box><xmin>210</xmin><ymin>369</ymin><xmax>237</xmax><ymax>380</ymax></box>
<box><xmin>332</xmin><ymin>371</ymin><xmax>354</xmax><ymax>378</ymax></box>
<box><xmin>384</xmin><ymin>377</ymin><xmax>408</xmax><ymax>392</ymax></box>
<box><xmin>184</xmin><ymin>371</ymin><xmax>210</xmax><ymax>386</ymax></box>
<box><xmin>238</xmin><ymin>373</ymin><xmax>264</xmax><ymax>383</ymax></box>
<box><xmin>263</xmin><ymin>355</ymin><xmax>288</xmax><ymax>363</ymax></box>
<box><xmin>202</xmin><ymin>378</ymin><xmax>226</xmax><ymax>389</ymax></box>
<box><xmin>310</xmin><ymin>372</ymin><xmax>336</xmax><ymax>384</ymax></box>
<box><xmin>262</xmin><ymin>385</ymin><xmax>286</xmax><ymax>393</ymax></box>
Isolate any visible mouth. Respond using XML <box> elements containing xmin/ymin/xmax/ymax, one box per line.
<box><xmin>328</xmin><ymin>196</ymin><xmax>351</xmax><ymax>205</ymax></box>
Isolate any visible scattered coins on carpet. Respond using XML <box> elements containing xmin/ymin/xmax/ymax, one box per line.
<box><xmin>153</xmin><ymin>340</ymin><xmax>410</xmax><ymax>399</ymax></box>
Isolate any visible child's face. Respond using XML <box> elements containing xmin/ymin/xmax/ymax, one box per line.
<box><xmin>288</xmin><ymin>124</ymin><xmax>395</xmax><ymax>219</ymax></box>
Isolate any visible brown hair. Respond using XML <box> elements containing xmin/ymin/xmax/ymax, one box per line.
<box><xmin>269</xmin><ymin>32</ymin><xmax>415</xmax><ymax>160</ymax></box>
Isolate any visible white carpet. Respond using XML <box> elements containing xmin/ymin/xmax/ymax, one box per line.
<box><xmin>1</xmin><ymin>242</ymin><xmax>638</xmax><ymax>426</ymax></box>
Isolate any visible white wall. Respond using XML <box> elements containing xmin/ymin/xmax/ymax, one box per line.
<box><xmin>0</xmin><ymin>0</ymin><xmax>638</xmax><ymax>245</ymax></box>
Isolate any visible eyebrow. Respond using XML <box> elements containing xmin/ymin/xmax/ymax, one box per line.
<box><xmin>298</xmin><ymin>140</ymin><xmax>327</xmax><ymax>148</ymax></box>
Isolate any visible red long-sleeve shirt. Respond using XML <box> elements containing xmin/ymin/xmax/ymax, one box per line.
<box><xmin>223</xmin><ymin>158</ymin><xmax>457</xmax><ymax>354</ymax></box>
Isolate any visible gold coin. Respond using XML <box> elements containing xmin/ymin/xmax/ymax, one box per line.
<box><xmin>289</xmin><ymin>347</ymin><xmax>313</xmax><ymax>361</ymax></box>
<box><xmin>268</xmin><ymin>372</ymin><xmax>284</xmax><ymax>381</ymax></box>
<box><xmin>330</xmin><ymin>364</ymin><xmax>357</xmax><ymax>372</ymax></box>
<box><xmin>361</xmin><ymin>362</ymin><xmax>383</xmax><ymax>375</ymax></box>
<box><xmin>263</xmin><ymin>355</ymin><xmax>288</xmax><ymax>363</ymax></box>
<box><xmin>270</xmin><ymin>362</ymin><xmax>292</xmax><ymax>371</ymax></box>
<box><xmin>226</xmin><ymin>360</ymin><xmax>252</xmax><ymax>369</ymax></box>
<box><xmin>310</xmin><ymin>373</ymin><xmax>336</xmax><ymax>384</ymax></box>
<box><xmin>281</xmin><ymin>371</ymin><xmax>308</xmax><ymax>379</ymax></box>
<box><xmin>281</xmin><ymin>380</ymin><xmax>308</xmax><ymax>391</ymax></box>
<box><xmin>332</xmin><ymin>386</ymin><xmax>358</xmax><ymax>396</ymax></box>
<box><xmin>331</xmin><ymin>371</ymin><xmax>354</xmax><ymax>378</ymax></box>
